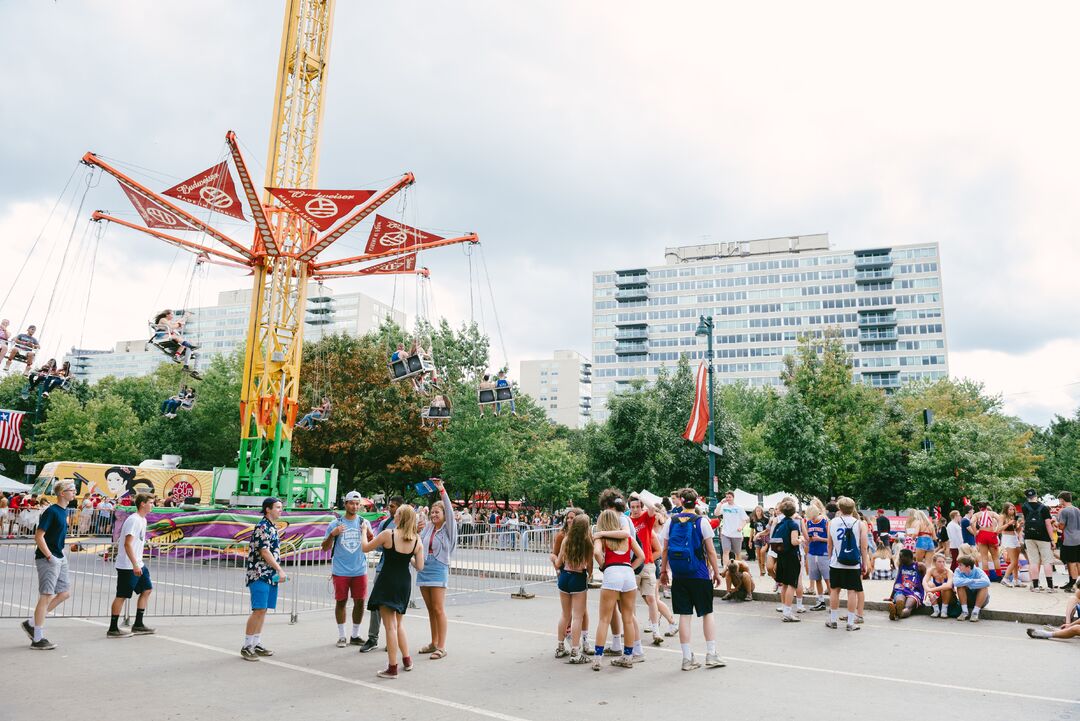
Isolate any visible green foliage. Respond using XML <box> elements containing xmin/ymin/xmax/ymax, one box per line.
<box><xmin>760</xmin><ymin>389</ymin><xmax>835</xmax><ymax>499</ymax></box>
<box><xmin>1033</xmin><ymin>410</ymin><xmax>1080</xmax><ymax>496</ymax></box>
<box><xmin>34</xmin><ymin>392</ymin><xmax>142</xmax><ymax>465</ymax></box>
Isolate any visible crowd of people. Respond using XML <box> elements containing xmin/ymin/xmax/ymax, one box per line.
<box><xmin>16</xmin><ymin>481</ymin><xmax>1079</xmax><ymax>669</ymax></box>
<box><xmin>1</xmin><ymin>490</ymin><xmax>129</xmax><ymax>538</ymax></box>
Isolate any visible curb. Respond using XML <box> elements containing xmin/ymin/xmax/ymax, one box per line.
<box><xmin>734</xmin><ymin>590</ymin><xmax>1064</xmax><ymax>627</ymax></box>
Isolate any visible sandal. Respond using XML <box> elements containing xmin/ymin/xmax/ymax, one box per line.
<box><xmin>429</xmin><ymin>648</ymin><xmax>447</xmax><ymax>660</ymax></box>
<box><xmin>419</xmin><ymin>643</ymin><xmax>437</xmax><ymax>654</ymax></box>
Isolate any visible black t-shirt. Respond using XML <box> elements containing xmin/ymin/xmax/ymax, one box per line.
<box><xmin>876</xmin><ymin>515</ymin><xmax>891</xmax><ymax>534</ymax></box>
<box><xmin>775</xmin><ymin>517</ymin><xmax>799</xmax><ymax>554</ymax></box>
<box><xmin>1022</xmin><ymin>502</ymin><xmax>1052</xmax><ymax>542</ymax></box>
<box><xmin>35</xmin><ymin>504</ymin><xmax>68</xmax><ymax>559</ymax></box>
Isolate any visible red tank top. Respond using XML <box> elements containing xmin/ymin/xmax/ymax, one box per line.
<box><xmin>603</xmin><ymin>544</ymin><xmax>632</xmax><ymax>567</ymax></box>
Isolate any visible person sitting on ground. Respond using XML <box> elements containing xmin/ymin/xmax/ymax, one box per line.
<box><xmin>722</xmin><ymin>559</ymin><xmax>755</xmax><ymax>602</ymax></box>
<box><xmin>1026</xmin><ymin>586</ymin><xmax>1080</xmax><ymax>640</ymax></box>
<box><xmin>888</xmin><ymin>548</ymin><xmax>925</xmax><ymax>621</ymax></box>
<box><xmin>4</xmin><ymin>324</ymin><xmax>40</xmax><ymax>375</ymax></box>
<box><xmin>952</xmin><ymin>554</ymin><xmax>991</xmax><ymax>622</ymax></box>
<box><xmin>923</xmin><ymin>552</ymin><xmax>955</xmax><ymax>618</ymax></box>
<box><xmin>871</xmin><ymin>539</ymin><xmax>896</xmax><ymax>580</ymax></box>
<box><xmin>296</xmin><ymin>396</ymin><xmax>332</xmax><ymax>430</ymax></box>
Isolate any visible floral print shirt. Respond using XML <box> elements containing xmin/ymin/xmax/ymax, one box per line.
<box><xmin>245</xmin><ymin>517</ymin><xmax>280</xmax><ymax>585</ymax></box>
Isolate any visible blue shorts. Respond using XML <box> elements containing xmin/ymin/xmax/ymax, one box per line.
<box><xmin>249</xmin><ymin>579</ymin><xmax>278</xmax><ymax>610</ymax></box>
<box><xmin>557</xmin><ymin>569</ymin><xmax>587</xmax><ymax>594</ymax></box>
<box><xmin>915</xmin><ymin>536</ymin><xmax>935</xmax><ymax>551</ymax></box>
<box><xmin>417</xmin><ymin>557</ymin><xmax>449</xmax><ymax>587</ymax></box>
<box><xmin>115</xmin><ymin>566</ymin><xmax>153</xmax><ymax>599</ymax></box>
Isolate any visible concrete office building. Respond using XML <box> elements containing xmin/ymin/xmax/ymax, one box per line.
<box><xmin>67</xmin><ymin>284</ymin><xmax>404</xmax><ymax>384</ymax></box>
<box><xmin>518</xmin><ymin>350</ymin><xmax>593</xmax><ymax>428</ymax></box>
<box><xmin>590</xmin><ymin>234</ymin><xmax>948</xmax><ymax>422</ymax></box>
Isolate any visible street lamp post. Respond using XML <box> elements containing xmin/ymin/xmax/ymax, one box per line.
<box><xmin>695</xmin><ymin>315</ymin><xmax>716</xmax><ymax>500</ymax></box>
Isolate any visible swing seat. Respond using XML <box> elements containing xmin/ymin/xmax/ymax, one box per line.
<box><xmin>424</xmin><ymin>406</ymin><xmax>451</xmax><ymax>419</ymax></box>
<box><xmin>478</xmin><ymin>388</ymin><xmax>497</xmax><ymax>405</ymax></box>
<box><xmin>389</xmin><ymin>353</ymin><xmax>434</xmax><ymax>382</ymax></box>
<box><xmin>495</xmin><ymin>387</ymin><xmax>514</xmax><ymax>402</ymax></box>
<box><xmin>179</xmin><ymin>398</ymin><xmax>196</xmax><ymax>412</ymax></box>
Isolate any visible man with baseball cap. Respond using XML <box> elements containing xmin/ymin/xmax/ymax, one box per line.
<box><xmin>322</xmin><ymin>491</ymin><xmax>374</xmax><ymax>647</ymax></box>
<box><xmin>1022</xmin><ymin>489</ymin><xmax>1057</xmax><ymax>592</ymax></box>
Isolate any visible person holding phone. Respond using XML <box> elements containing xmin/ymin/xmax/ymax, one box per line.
<box><xmin>242</xmin><ymin>497</ymin><xmax>286</xmax><ymax>661</ymax></box>
<box><xmin>417</xmin><ymin>478</ymin><xmax>457</xmax><ymax>660</ymax></box>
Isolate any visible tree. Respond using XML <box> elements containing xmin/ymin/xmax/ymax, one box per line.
<box><xmin>760</xmin><ymin>389</ymin><xmax>835</xmax><ymax>499</ymax></box>
<box><xmin>1033</xmin><ymin>409</ymin><xmax>1080</xmax><ymax>496</ymax></box>
<box><xmin>33</xmin><ymin>392</ymin><xmax>142</xmax><ymax>465</ymax></box>
<box><xmin>517</xmin><ymin>438</ymin><xmax>587</xmax><ymax>507</ymax></box>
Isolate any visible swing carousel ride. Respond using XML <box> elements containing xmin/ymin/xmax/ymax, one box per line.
<box><xmin>4</xmin><ymin>0</ymin><xmax>510</xmax><ymax>508</ymax></box>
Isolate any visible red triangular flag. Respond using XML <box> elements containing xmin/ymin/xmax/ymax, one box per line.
<box><xmin>265</xmin><ymin>188</ymin><xmax>377</xmax><ymax>232</ymax></box>
<box><xmin>683</xmin><ymin>362</ymin><xmax>709</xmax><ymax>444</ymax></box>
<box><xmin>364</xmin><ymin>215</ymin><xmax>444</xmax><ymax>255</ymax></box>
<box><xmin>354</xmin><ymin>254</ymin><xmax>417</xmax><ymax>275</ymax></box>
<box><xmin>162</xmin><ymin>162</ymin><xmax>246</xmax><ymax>220</ymax></box>
<box><xmin>118</xmin><ymin>183</ymin><xmax>198</xmax><ymax>231</ymax></box>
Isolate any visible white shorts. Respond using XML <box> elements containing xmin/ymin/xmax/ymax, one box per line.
<box><xmin>1001</xmin><ymin>534</ymin><xmax>1020</xmax><ymax>549</ymax></box>
<box><xmin>601</xmin><ymin>565</ymin><xmax>636</xmax><ymax>593</ymax></box>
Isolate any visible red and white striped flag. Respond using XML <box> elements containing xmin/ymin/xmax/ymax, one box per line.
<box><xmin>0</xmin><ymin>409</ymin><xmax>26</xmax><ymax>452</ymax></box>
<box><xmin>682</xmin><ymin>362</ymin><xmax>709</xmax><ymax>444</ymax></box>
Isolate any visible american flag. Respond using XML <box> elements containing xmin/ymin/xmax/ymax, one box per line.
<box><xmin>0</xmin><ymin>409</ymin><xmax>26</xmax><ymax>452</ymax></box>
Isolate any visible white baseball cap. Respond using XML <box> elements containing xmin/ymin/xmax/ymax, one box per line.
<box><xmin>344</xmin><ymin>491</ymin><xmax>363</xmax><ymax>502</ymax></box>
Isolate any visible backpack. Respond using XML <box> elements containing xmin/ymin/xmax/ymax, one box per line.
<box><xmin>668</xmin><ymin>513</ymin><xmax>706</xmax><ymax>576</ymax></box>
<box><xmin>836</xmin><ymin>518</ymin><xmax>861</xmax><ymax>566</ymax></box>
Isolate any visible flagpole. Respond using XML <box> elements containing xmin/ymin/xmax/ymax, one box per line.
<box><xmin>694</xmin><ymin>315</ymin><xmax>717</xmax><ymax>503</ymax></box>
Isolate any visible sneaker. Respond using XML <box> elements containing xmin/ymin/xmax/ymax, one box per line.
<box><xmin>1062</xmin><ymin>584</ymin><xmax>1076</xmax><ymax>593</ymax></box>
<box><xmin>855</xmin><ymin>615</ymin><xmax>864</xmax><ymax>624</ymax></box>
<box><xmin>568</xmin><ymin>650</ymin><xmax>590</xmax><ymax>664</ymax></box>
<box><xmin>30</xmin><ymin>638</ymin><xmax>56</xmax><ymax>650</ymax></box>
<box><xmin>402</xmin><ymin>656</ymin><xmax>413</xmax><ymax>671</ymax></box>
<box><xmin>825</xmin><ymin>620</ymin><xmax>838</xmax><ymax>629</ymax></box>
<box><xmin>781</xmin><ymin>615</ymin><xmax>800</xmax><ymax>623</ymax></box>
<box><xmin>131</xmin><ymin>624</ymin><xmax>155</xmax><ymax>635</ymax></box>
<box><xmin>253</xmin><ymin>644</ymin><xmax>273</xmax><ymax>657</ymax></box>
<box><xmin>704</xmin><ymin>652</ymin><xmax>726</xmax><ymax>668</ymax></box>
<box><xmin>663</xmin><ymin>626</ymin><xmax>678</xmax><ymax>638</ymax></box>
<box><xmin>358</xmin><ymin>639</ymin><xmax>378</xmax><ymax>653</ymax></box>
<box><xmin>888</xmin><ymin>600</ymin><xmax>899</xmax><ymax>621</ymax></box>
<box><xmin>809</xmin><ymin>601</ymin><xmax>827</xmax><ymax>612</ymax></box>
<box><xmin>651</xmin><ymin>634</ymin><xmax>664</xmax><ymax>646</ymax></box>
<box><xmin>681</xmin><ymin>655</ymin><xmax>702</xmax><ymax>671</ymax></box>
<box><xmin>745</xmin><ymin>592</ymin><xmax>754</xmax><ymax>602</ymax></box>
<box><xmin>555</xmin><ymin>645</ymin><xmax>569</xmax><ymax>658</ymax></box>
<box><xmin>631</xmin><ymin>653</ymin><xmax>645</xmax><ymax>664</ymax></box>
<box><xmin>721</xmin><ymin>592</ymin><xmax>733</xmax><ymax>601</ymax></box>
<box><xmin>1026</xmin><ymin>628</ymin><xmax>1050</xmax><ymax>639</ymax></box>
<box><xmin>350</xmin><ymin>637</ymin><xmax>363</xmax><ymax>646</ymax></box>
<box><xmin>591</xmin><ymin>658</ymin><xmax>602</xmax><ymax>671</ymax></box>
<box><xmin>929</xmin><ymin>607</ymin><xmax>941</xmax><ymax>618</ymax></box>
<box><xmin>969</xmin><ymin>614</ymin><xmax>980</xmax><ymax>623</ymax></box>
<box><xmin>1001</xmin><ymin>578</ymin><xmax>1014</xmax><ymax>588</ymax></box>
<box><xmin>582</xmin><ymin>645</ymin><xmax>595</xmax><ymax>656</ymax></box>
<box><xmin>610</xmin><ymin>656</ymin><xmax>634</xmax><ymax>668</ymax></box>
<box><xmin>1029</xmin><ymin>585</ymin><xmax>1042</xmax><ymax>593</ymax></box>
<box><xmin>603</xmin><ymin>647</ymin><xmax>622</xmax><ymax>657</ymax></box>
<box><xmin>846</xmin><ymin>624</ymin><xmax>861</xmax><ymax>632</ymax></box>
<box><xmin>240</xmin><ymin>646</ymin><xmax>258</xmax><ymax>661</ymax></box>
<box><xmin>107</xmin><ymin>628</ymin><xmax>133</xmax><ymax>638</ymax></box>
<box><xmin>643</xmin><ymin>626</ymin><xmax>652</xmax><ymax>633</ymax></box>
<box><xmin>775</xmin><ymin>605</ymin><xmax>784</xmax><ymax>613</ymax></box>
<box><xmin>20</xmin><ymin>620</ymin><xmax>33</xmax><ymax>641</ymax></box>
<box><xmin>795</xmin><ymin>606</ymin><xmax>806</xmax><ymax>614</ymax></box>
<box><xmin>337</xmin><ymin>637</ymin><xmax>348</xmax><ymax>648</ymax></box>
<box><xmin>377</xmin><ymin>667</ymin><xmax>398</xmax><ymax>679</ymax></box>
<box><xmin>956</xmin><ymin>612</ymin><xmax>970</xmax><ymax>622</ymax></box>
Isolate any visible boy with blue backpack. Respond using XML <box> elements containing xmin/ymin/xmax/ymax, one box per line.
<box><xmin>826</xmin><ymin>496</ymin><xmax>869</xmax><ymax>632</ymax></box>
<box><xmin>659</xmin><ymin>488</ymin><xmax>725</xmax><ymax>671</ymax></box>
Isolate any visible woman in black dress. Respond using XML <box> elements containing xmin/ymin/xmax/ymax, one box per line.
<box><xmin>363</xmin><ymin>504</ymin><xmax>425</xmax><ymax>679</ymax></box>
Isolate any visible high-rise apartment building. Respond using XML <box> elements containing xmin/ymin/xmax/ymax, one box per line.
<box><xmin>518</xmin><ymin>350</ymin><xmax>593</xmax><ymax>428</ymax></box>
<box><xmin>66</xmin><ymin>284</ymin><xmax>404</xmax><ymax>383</ymax></box>
<box><xmin>591</xmin><ymin>234</ymin><xmax>948</xmax><ymax>422</ymax></box>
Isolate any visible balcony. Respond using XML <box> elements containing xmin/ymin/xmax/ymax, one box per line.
<box><xmin>614</xmin><ymin>287</ymin><xmax>649</xmax><ymax>302</ymax></box>
<box><xmin>859</xmin><ymin>328</ymin><xmax>898</xmax><ymax>341</ymax></box>
<box><xmin>614</xmin><ymin>318</ymin><xmax>647</xmax><ymax>328</ymax></box>
<box><xmin>855</xmin><ymin>269</ymin><xmax>894</xmax><ymax>283</ymax></box>
<box><xmin>862</xmin><ymin>372</ymin><xmax>901</xmax><ymax>389</ymax></box>
<box><xmin>615</xmin><ymin>327</ymin><xmax>648</xmax><ymax>341</ymax></box>
<box><xmin>614</xmin><ymin>341</ymin><xmax>649</xmax><ymax>356</ymax></box>
<box><xmin>858</xmin><ymin>312</ymin><xmax>896</xmax><ymax>327</ymax></box>
<box><xmin>854</xmin><ymin>253</ymin><xmax>892</xmax><ymax>269</ymax></box>
<box><xmin>614</xmin><ymin>270</ymin><xmax>649</xmax><ymax>288</ymax></box>
<box><xmin>305</xmin><ymin>307</ymin><xmax>336</xmax><ymax>325</ymax></box>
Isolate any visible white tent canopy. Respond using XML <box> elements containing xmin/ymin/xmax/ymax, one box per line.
<box><xmin>732</xmin><ymin>488</ymin><xmax>799</xmax><ymax>510</ymax></box>
<box><xmin>0</xmin><ymin>474</ymin><xmax>33</xmax><ymax>493</ymax></box>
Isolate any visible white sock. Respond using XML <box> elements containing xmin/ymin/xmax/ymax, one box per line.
<box><xmin>706</xmin><ymin>639</ymin><xmax>716</xmax><ymax>654</ymax></box>
<box><xmin>582</xmin><ymin>631</ymin><xmax>589</xmax><ymax>645</ymax></box>
<box><xmin>961</xmin><ymin>604</ymin><xmax>969</xmax><ymax>613</ymax></box>
<box><xmin>34</xmin><ymin>626</ymin><xmax>43</xmax><ymax>642</ymax></box>
<box><xmin>244</xmin><ymin>634</ymin><xmax>254</xmax><ymax>648</ymax></box>
<box><xmin>253</xmin><ymin>634</ymin><xmax>261</xmax><ymax>647</ymax></box>
<box><xmin>352</xmin><ymin>624</ymin><xmax>361</xmax><ymax>638</ymax></box>
<box><xmin>971</xmin><ymin>606</ymin><xmax>980</xmax><ymax>616</ymax></box>
<box><xmin>633</xmin><ymin>640</ymin><xmax>642</xmax><ymax>654</ymax></box>
<box><xmin>829</xmin><ymin>610</ymin><xmax>838</xmax><ymax>623</ymax></box>
<box><xmin>796</xmin><ymin>598</ymin><xmax>804</xmax><ymax>609</ymax></box>
<box><xmin>783</xmin><ymin>605</ymin><xmax>792</xmax><ymax>616</ymax></box>
<box><xmin>337</xmin><ymin>624</ymin><xmax>346</xmax><ymax>638</ymax></box>
<box><xmin>680</xmin><ymin>642</ymin><xmax>692</xmax><ymax>660</ymax></box>
<box><xmin>611</xmin><ymin>634</ymin><xmax>622</xmax><ymax>649</ymax></box>
<box><xmin>847</xmin><ymin>612</ymin><xmax>856</xmax><ymax>626</ymax></box>
<box><xmin>651</xmin><ymin>623</ymin><xmax>660</xmax><ymax>634</ymax></box>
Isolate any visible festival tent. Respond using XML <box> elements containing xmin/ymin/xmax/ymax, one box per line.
<box><xmin>0</xmin><ymin>474</ymin><xmax>32</xmax><ymax>493</ymax></box>
<box><xmin>732</xmin><ymin>488</ymin><xmax>800</xmax><ymax>510</ymax></box>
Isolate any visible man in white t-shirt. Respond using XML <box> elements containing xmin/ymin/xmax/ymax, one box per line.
<box><xmin>108</xmin><ymin>493</ymin><xmax>155</xmax><ymax>638</ymax></box>
<box><xmin>826</xmin><ymin>496</ymin><xmax>868</xmax><ymax>632</ymax></box>
<box><xmin>945</xmin><ymin>510</ymin><xmax>964</xmax><ymax>569</ymax></box>
<box><xmin>714</xmin><ymin>491</ymin><xmax>748</xmax><ymax>565</ymax></box>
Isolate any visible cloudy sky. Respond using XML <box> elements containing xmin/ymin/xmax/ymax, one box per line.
<box><xmin>2</xmin><ymin>1</ymin><xmax>1078</xmax><ymax>426</ymax></box>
